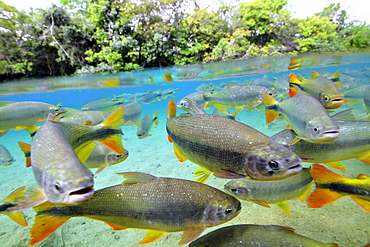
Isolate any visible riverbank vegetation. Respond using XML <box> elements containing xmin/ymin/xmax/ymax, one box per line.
<box><xmin>1</xmin><ymin>0</ymin><xmax>369</xmax><ymax>81</ymax></box>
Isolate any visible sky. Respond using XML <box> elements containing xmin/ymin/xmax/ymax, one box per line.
<box><xmin>3</xmin><ymin>0</ymin><xmax>370</xmax><ymax>24</ymax></box>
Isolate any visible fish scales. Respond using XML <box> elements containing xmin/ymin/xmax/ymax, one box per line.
<box><xmin>225</xmin><ymin>168</ymin><xmax>312</xmax><ymax>204</ymax></box>
<box><xmin>167</xmin><ymin>113</ymin><xmax>302</xmax><ymax>180</ymax></box>
<box><xmin>41</xmin><ymin>178</ymin><xmax>236</xmax><ymax>230</ymax></box>
<box><xmin>272</xmin><ymin>121</ymin><xmax>370</xmax><ymax>166</ymax></box>
<box><xmin>168</xmin><ymin>114</ymin><xmax>268</xmax><ymax>173</ymax></box>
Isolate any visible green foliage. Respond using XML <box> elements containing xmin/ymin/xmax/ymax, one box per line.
<box><xmin>1</xmin><ymin>0</ymin><xmax>370</xmax><ymax>80</ymax></box>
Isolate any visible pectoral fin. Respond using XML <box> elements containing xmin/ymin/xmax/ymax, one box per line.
<box><xmin>138</xmin><ymin>230</ymin><xmax>166</xmax><ymax>244</ymax></box>
<box><xmin>194</xmin><ymin>167</ymin><xmax>212</xmax><ymax>183</ymax></box>
<box><xmin>275</xmin><ymin>201</ymin><xmax>292</xmax><ymax>217</ymax></box>
<box><xmin>178</xmin><ymin>226</ymin><xmax>207</xmax><ymax>246</ymax></box>
<box><xmin>9</xmin><ymin>187</ymin><xmax>47</xmax><ymax>212</ymax></box>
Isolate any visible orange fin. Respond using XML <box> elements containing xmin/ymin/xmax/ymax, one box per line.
<box><xmin>162</xmin><ymin>73</ymin><xmax>173</xmax><ymax>82</ymax></box>
<box><xmin>1</xmin><ymin>186</ymin><xmax>28</xmax><ymax>226</ymax></box>
<box><xmin>178</xmin><ymin>226</ymin><xmax>206</xmax><ymax>245</ymax></box>
<box><xmin>106</xmin><ymin>222</ymin><xmax>127</xmax><ymax>230</ymax></box>
<box><xmin>167</xmin><ymin>99</ymin><xmax>177</xmax><ymax>118</ymax></box>
<box><xmin>265</xmin><ymin>110</ymin><xmax>279</xmax><ymax>124</ymax></box>
<box><xmin>324</xmin><ymin>161</ymin><xmax>347</xmax><ymax>171</ymax></box>
<box><xmin>252</xmin><ymin>200</ymin><xmax>271</xmax><ymax>208</ymax></box>
<box><xmin>138</xmin><ymin>230</ymin><xmax>166</xmax><ymax>244</ymax></box>
<box><xmin>9</xmin><ymin>187</ymin><xmax>47</xmax><ymax>212</ymax></box>
<box><xmin>100</xmin><ymin>105</ymin><xmax>124</xmax><ymax>129</ymax></box>
<box><xmin>30</xmin><ymin>213</ymin><xmax>69</xmax><ymax>246</ymax></box>
<box><xmin>310</xmin><ymin>71</ymin><xmax>320</xmax><ymax>79</ymax></box>
<box><xmin>289</xmin><ymin>73</ymin><xmax>301</xmax><ymax>84</ymax></box>
<box><xmin>167</xmin><ymin>134</ymin><xmax>173</xmax><ymax>143</ymax></box>
<box><xmin>307</xmin><ymin>188</ymin><xmax>344</xmax><ymax>208</ymax></box>
<box><xmin>173</xmin><ymin>145</ymin><xmax>187</xmax><ymax>162</ymax></box>
<box><xmin>351</xmin><ymin>196</ymin><xmax>370</xmax><ymax>212</ymax></box>
<box><xmin>17</xmin><ymin>141</ymin><xmax>32</xmax><ymax>167</ymax></box>
<box><xmin>99</xmin><ymin>135</ymin><xmax>125</xmax><ymax>155</ymax></box>
<box><xmin>357</xmin><ymin>151</ymin><xmax>370</xmax><ymax>164</ymax></box>
<box><xmin>310</xmin><ymin>164</ymin><xmax>345</xmax><ymax>184</ymax></box>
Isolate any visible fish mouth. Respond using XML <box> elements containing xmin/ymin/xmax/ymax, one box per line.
<box><xmin>321</xmin><ymin>129</ymin><xmax>339</xmax><ymax>142</ymax></box>
<box><xmin>68</xmin><ymin>186</ymin><xmax>94</xmax><ymax>204</ymax></box>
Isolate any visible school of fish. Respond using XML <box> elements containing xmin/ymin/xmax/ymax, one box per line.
<box><xmin>1</xmin><ymin>59</ymin><xmax>370</xmax><ymax>247</ymax></box>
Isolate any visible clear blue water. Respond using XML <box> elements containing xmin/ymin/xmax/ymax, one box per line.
<box><xmin>1</xmin><ymin>52</ymin><xmax>370</xmax><ymax>246</ymax></box>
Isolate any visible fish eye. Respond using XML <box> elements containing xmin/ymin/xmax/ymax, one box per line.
<box><xmin>313</xmin><ymin>127</ymin><xmax>319</xmax><ymax>132</ymax></box>
<box><xmin>268</xmin><ymin>160</ymin><xmax>279</xmax><ymax>169</ymax></box>
<box><xmin>225</xmin><ymin>207</ymin><xmax>233</xmax><ymax>215</ymax></box>
<box><xmin>230</xmin><ymin>188</ymin><xmax>238</xmax><ymax>193</ymax></box>
<box><xmin>116</xmin><ymin>154</ymin><xmax>122</xmax><ymax>158</ymax></box>
<box><xmin>324</xmin><ymin>95</ymin><xmax>330</xmax><ymax>102</ymax></box>
<box><xmin>268</xmin><ymin>92</ymin><xmax>274</xmax><ymax>96</ymax></box>
<box><xmin>54</xmin><ymin>182</ymin><xmax>61</xmax><ymax>191</ymax></box>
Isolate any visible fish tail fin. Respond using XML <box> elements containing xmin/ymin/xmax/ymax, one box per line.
<box><xmin>100</xmin><ymin>105</ymin><xmax>124</xmax><ymax>129</ymax></box>
<box><xmin>100</xmin><ymin>135</ymin><xmax>125</xmax><ymax>155</ymax></box>
<box><xmin>307</xmin><ymin>164</ymin><xmax>346</xmax><ymax>208</ymax></box>
<box><xmin>153</xmin><ymin>110</ymin><xmax>159</xmax><ymax>126</ymax></box>
<box><xmin>17</xmin><ymin>141</ymin><xmax>32</xmax><ymax>167</ymax></box>
<box><xmin>167</xmin><ymin>99</ymin><xmax>177</xmax><ymax>118</ymax></box>
<box><xmin>262</xmin><ymin>94</ymin><xmax>279</xmax><ymax>124</ymax></box>
<box><xmin>311</xmin><ymin>164</ymin><xmax>345</xmax><ymax>184</ymax></box>
<box><xmin>307</xmin><ymin>188</ymin><xmax>344</xmax><ymax>208</ymax></box>
<box><xmin>1</xmin><ymin>186</ymin><xmax>28</xmax><ymax>226</ymax></box>
<box><xmin>30</xmin><ymin>202</ymin><xmax>71</xmax><ymax>246</ymax></box>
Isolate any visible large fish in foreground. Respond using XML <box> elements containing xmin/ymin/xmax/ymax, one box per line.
<box><xmin>189</xmin><ymin>224</ymin><xmax>339</xmax><ymax>247</ymax></box>
<box><xmin>10</xmin><ymin>113</ymin><xmax>95</xmax><ymax>211</ymax></box>
<box><xmin>308</xmin><ymin>164</ymin><xmax>370</xmax><ymax>212</ymax></box>
<box><xmin>29</xmin><ymin>172</ymin><xmax>241</xmax><ymax>246</ymax></box>
<box><xmin>166</xmin><ymin>99</ymin><xmax>302</xmax><ymax>183</ymax></box>
<box><xmin>0</xmin><ymin>101</ymin><xmax>63</xmax><ymax>133</ymax></box>
<box><xmin>224</xmin><ymin>168</ymin><xmax>313</xmax><ymax>216</ymax></box>
<box><xmin>263</xmin><ymin>93</ymin><xmax>339</xmax><ymax>144</ymax></box>
<box><xmin>271</xmin><ymin>120</ymin><xmax>370</xmax><ymax>171</ymax></box>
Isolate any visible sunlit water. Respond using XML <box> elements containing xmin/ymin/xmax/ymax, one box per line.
<box><xmin>1</xmin><ymin>52</ymin><xmax>370</xmax><ymax>247</ymax></box>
